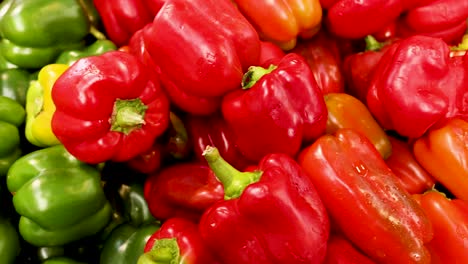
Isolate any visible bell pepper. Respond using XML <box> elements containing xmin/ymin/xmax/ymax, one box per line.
<box><xmin>100</xmin><ymin>223</ymin><xmax>160</xmax><ymax>264</ymax></box>
<box><xmin>0</xmin><ymin>68</ymin><xmax>31</xmax><ymax>106</ymax></box>
<box><xmin>413</xmin><ymin>190</ymin><xmax>468</xmax><ymax>264</ymax></box>
<box><xmin>298</xmin><ymin>128</ymin><xmax>433</xmax><ymax>264</ymax></box>
<box><xmin>55</xmin><ymin>39</ymin><xmax>117</xmax><ymax>66</ymax></box>
<box><xmin>51</xmin><ymin>51</ymin><xmax>170</xmax><ymax>164</ymax></box>
<box><xmin>186</xmin><ymin>113</ymin><xmax>251</xmax><ymax>170</ymax></box>
<box><xmin>0</xmin><ymin>0</ymin><xmax>97</xmax><ymax>69</ymax></box>
<box><xmin>324</xmin><ymin>92</ymin><xmax>392</xmax><ymax>159</ymax></box>
<box><xmin>6</xmin><ymin>145</ymin><xmax>113</xmax><ymax>247</ymax></box>
<box><xmin>92</xmin><ymin>0</ymin><xmax>156</xmax><ymax>47</ymax></box>
<box><xmin>222</xmin><ymin>53</ymin><xmax>328</xmax><ymax>162</ymax></box>
<box><xmin>324</xmin><ymin>234</ymin><xmax>376</xmax><ymax>264</ymax></box>
<box><xmin>0</xmin><ymin>217</ymin><xmax>21</xmax><ymax>264</ymax></box>
<box><xmin>141</xmin><ymin>0</ymin><xmax>260</xmax><ymax>115</ymax></box>
<box><xmin>200</xmin><ymin>146</ymin><xmax>330</xmax><ymax>263</ymax></box>
<box><xmin>258</xmin><ymin>41</ymin><xmax>285</xmax><ymax>65</ymax></box>
<box><xmin>232</xmin><ymin>0</ymin><xmax>322</xmax><ymax>50</ymax></box>
<box><xmin>290</xmin><ymin>30</ymin><xmax>345</xmax><ymax>94</ymax></box>
<box><xmin>342</xmin><ymin>36</ymin><xmax>399</xmax><ymax>103</ymax></box>
<box><xmin>413</xmin><ymin>118</ymin><xmax>468</xmax><ymax>202</ymax></box>
<box><xmin>42</xmin><ymin>257</ymin><xmax>86</xmax><ymax>264</ymax></box>
<box><xmin>367</xmin><ymin>35</ymin><xmax>468</xmax><ymax>139</ymax></box>
<box><xmin>144</xmin><ymin>162</ymin><xmax>224</xmax><ymax>222</ymax></box>
<box><xmin>139</xmin><ymin>218</ymin><xmax>219</xmax><ymax>264</ymax></box>
<box><xmin>385</xmin><ymin>135</ymin><xmax>435</xmax><ymax>195</ymax></box>
<box><xmin>25</xmin><ymin>64</ymin><xmax>68</xmax><ymax>148</ymax></box>
<box><xmin>0</xmin><ymin>48</ymin><xmax>17</xmax><ymax>71</ymax></box>
<box><xmin>0</xmin><ymin>96</ymin><xmax>25</xmax><ymax>177</ymax></box>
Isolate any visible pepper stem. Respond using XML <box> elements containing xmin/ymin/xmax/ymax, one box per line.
<box><xmin>203</xmin><ymin>146</ymin><xmax>262</xmax><ymax>200</ymax></box>
<box><xmin>241</xmin><ymin>65</ymin><xmax>277</xmax><ymax>89</ymax></box>
<box><xmin>137</xmin><ymin>238</ymin><xmax>180</xmax><ymax>264</ymax></box>
<box><xmin>451</xmin><ymin>34</ymin><xmax>468</xmax><ymax>51</ymax></box>
<box><xmin>110</xmin><ymin>98</ymin><xmax>147</xmax><ymax>134</ymax></box>
<box><xmin>364</xmin><ymin>35</ymin><xmax>384</xmax><ymax>51</ymax></box>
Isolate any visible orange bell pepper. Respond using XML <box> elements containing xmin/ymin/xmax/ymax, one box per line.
<box><xmin>324</xmin><ymin>93</ymin><xmax>392</xmax><ymax>159</ymax></box>
<box><xmin>413</xmin><ymin>118</ymin><xmax>468</xmax><ymax>201</ymax></box>
<box><xmin>233</xmin><ymin>0</ymin><xmax>322</xmax><ymax>50</ymax></box>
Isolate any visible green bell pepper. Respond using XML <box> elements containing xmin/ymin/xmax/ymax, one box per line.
<box><xmin>0</xmin><ymin>95</ymin><xmax>25</xmax><ymax>177</ymax></box>
<box><xmin>55</xmin><ymin>39</ymin><xmax>117</xmax><ymax>66</ymax></box>
<box><xmin>0</xmin><ymin>68</ymin><xmax>31</xmax><ymax>106</ymax></box>
<box><xmin>42</xmin><ymin>257</ymin><xmax>86</xmax><ymax>264</ymax></box>
<box><xmin>0</xmin><ymin>217</ymin><xmax>21</xmax><ymax>264</ymax></box>
<box><xmin>0</xmin><ymin>0</ymin><xmax>97</xmax><ymax>69</ymax></box>
<box><xmin>0</xmin><ymin>47</ymin><xmax>17</xmax><ymax>71</ymax></box>
<box><xmin>100</xmin><ymin>223</ymin><xmax>160</xmax><ymax>264</ymax></box>
<box><xmin>6</xmin><ymin>144</ymin><xmax>112</xmax><ymax>247</ymax></box>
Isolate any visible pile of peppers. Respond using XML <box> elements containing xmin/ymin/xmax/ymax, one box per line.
<box><xmin>0</xmin><ymin>0</ymin><xmax>467</xmax><ymax>263</ymax></box>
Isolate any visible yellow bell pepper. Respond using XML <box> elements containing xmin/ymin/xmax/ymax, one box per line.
<box><xmin>25</xmin><ymin>64</ymin><xmax>68</xmax><ymax>147</ymax></box>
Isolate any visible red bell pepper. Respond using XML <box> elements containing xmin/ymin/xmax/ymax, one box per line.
<box><xmin>185</xmin><ymin>113</ymin><xmax>252</xmax><ymax>170</ymax></box>
<box><xmin>232</xmin><ymin>0</ymin><xmax>323</xmax><ymax>50</ymax></box>
<box><xmin>93</xmin><ymin>0</ymin><xmax>156</xmax><ymax>47</ymax></box>
<box><xmin>200</xmin><ymin>146</ymin><xmax>330</xmax><ymax>264</ymax></box>
<box><xmin>366</xmin><ymin>35</ymin><xmax>468</xmax><ymax>139</ymax></box>
<box><xmin>143</xmin><ymin>162</ymin><xmax>224</xmax><ymax>222</ymax></box>
<box><xmin>298</xmin><ymin>128</ymin><xmax>433</xmax><ymax>264</ymax></box>
<box><xmin>258</xmin><ymin>41</ymin><xmax>285</xmax><ymax>65</ymax></box>
<box><xmin>222</xmin><ymin>53</ymin><xmax>327</xmax><ymax>162</ymax></box>
<box><xmin>139</xmin><ymin>217</ymin><xmax>219</xmax><ymax>264</ymax></box>
<box><xmin>324</xmin><ymin>92</ymin><xmax>392</xmax><ymax>159</ymax></box>
<box><xmin>324</xmin><ymin>234</ymin><xmax>376</xmax><ymax>264</ymax></box>
<box><xmin>51</xmin><ymin>51</ymin><xmax>170</xmax><ymax>164</ymax></box>
<box><xmin>413</xmin><ymin>191</ymin><xmax>468</xmax><ymax>264</ymax></box>
<box><xmin>385</xmin><ymin>135</ymin><xmax>435</xmax><ymax>195</ymax></box>
<box><xmin>413</xmin><ymin>118</ymin><xmax>468</xmax><ymax>202</ymax></box>
<box><xmin>290</xmin><ymin>30</ymin><xmax>345</xmax><ymax>94</ymax></box>
<box><xmin>141</xmin><ymin>0</ymin><xmax>260</xmax><ymax>115</ymax></box>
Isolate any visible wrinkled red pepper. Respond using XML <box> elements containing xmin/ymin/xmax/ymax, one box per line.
<box><xmin>141</xmin><ymin>0</ymin><xmax>261</xmax><ymax>115</ymax></box>
<box><xmin>200</xmin><ymin>146</ymin><xmax>330</xmax><ymax>264</ymax></box>
<box><xmin>413</xmin><ymin>191</ymin><xmax>468</xmax><ymax>264</ymax></box>
<box><xmin>139</xmin><ymin>217</ymin><xmax>220</xmax><ymax>264</ymax></box>
<box><xmin>367</xmin><ymin>35</ymin><xmax>468</xmax><ymax>139</ymax></box>
<box><xmin>51</xmin><ymin>51</ymin><xmax>170</xmax><ymax>164</ymax></box>
<box><xmin>290</xmin><ymin>30</ymin><xmax>345</xmax><ymax>94</ymax></box>
<box><xmin>222</xmin><ymin>53</ymin><xmax>327</xmax><ymax>162</ymax></box>
<box><xmin>413</xmin><ymin>118</ymin><xmax>468</xmax><ymax>202</ymax></box>
<box><xmin>185</xmin><ymin>113</ymin><xmax>252</xmax><ymax>170</ymax></box>
<box><xmin>143</xmin><ymin>162</ymin><xmax>224</xmax><ymax>222</ymax></box>
<box><xmin>385</xmin><ymin>135</ymin><xmax>435</xmax><ymax>195</ymax></box>
<box><xmin>299</xmin><ymin>128</ymin><xmax>433</xmax><ymax>264</ymax></box>
<box><xmin>324</xmin><ymin>234</ymin><xmax>376</xmax><ymax>264</ymax></box>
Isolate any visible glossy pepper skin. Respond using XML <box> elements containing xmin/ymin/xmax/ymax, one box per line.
<box><xmin>186</xmin><ymin>113</ymin><xmax>251</xmax><ymax>170</ymax></box>
<box><xmin>200</xmin><ymin>146</ymin><xmax>330</xmax><ymax>264</ymax></box>
<box><xmin>233</xmin><ymin>0</ymin><xmax>322</xmax><ymax>50</ymax></box>
<box><xmin>324</xmin><ymin>93</ymin><xmax>392</xmax><ymax>159</ymax></box>
<box><xmin>367</xmin><ymin>35</ymin><xmax>468</xmax><ymax>139</ymax></box>
<box><xmin>222</xmin><ymin>53</ymin><xmax>327</xmax><ymax>162</ymax></box>
<box><xmin>93</xmin><ymin>0</ymin><xmax>156</xmax><ymax>47</ymax></box>
<box><xmin>141</xmin><ymin>0</ymin><xmax>260</xmax><ymax>115</ymax></box>
<box><xmin>55</xmin><ymin>39</ymin><xmax>117</xmax><ymax>66</ymax></box>
<box><xmin>324</xmin><ymin>234</ymin><xmax>376</xmax><ymax>264</ymax></box>
<box><xmin>100</xmin><ymin>223</ymin><xmax>160</xmax><ymax>264</ymax></box>
<box><xmin>25</xmin><ymin>64</ymin><xmax>68</xmax><ymax>148</ymax></box>
<box><xmin>0</xmin><ymin>68</ymin><xmax>31</xmax><ymax>106</ymax></box>
<box><xmin>51</xmin><ymin>51</ymin><xmax>170</xmax><ymax>164</ymax></box>
<box><xmin>144</xmin><ymin>162</ymin><xmax>224</xmax><ymax>222</ymax></box>
<box><xmin>413</xmin><ymin>118</ymin><xmax>468</xmax><ymax>202</ymax></box>
<box><xmin>385</xmin><ymin>135</ymin><xmax>435</xmax><ymax>195</ymax></box>
<box><xmin>0</xmin><ymin>96</ymin><xmax>25</xmax><ymax>177</ymax></box>
<box><xmin>139</xmin><ymin>218</ymin><xmax>219</xmax><ymax>264</ymax></box>
<box><xmin>413</xmin><ymin>191</ymin><xmax>468</xmax><ymax>264</ymax></box>
<box><xmin>0</xmin><ymin>0</ymin><xmax>95</xmax><ymax>69</ymax></box>
<box><xmin>0</xmin><ymin>217</ymin><xmax>21</xmax><ymax>264</ymax></box>
<box><xmin>299</xmin><ymin>129</ymin><xmax>433</xmax><ymax>264</ymax></box>
<box><xmin>6</xmin><ymin>145</ymin><xmax>113</xmax><ymax>247</ymax></box>
<box><xmin>290</xmin><ymin>30</ymin><xmax>345</xmax><ymax>94</ymax></box>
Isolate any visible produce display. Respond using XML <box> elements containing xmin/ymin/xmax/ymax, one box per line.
<box><xmin>0</xmin><ymin>0</ymin><xmax>467</xmax><ymax>263</ymax></box>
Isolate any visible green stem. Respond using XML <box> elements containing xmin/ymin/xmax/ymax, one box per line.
<box><xmin>110</xmin><ymin>98</ymin><xmax>148</xmax><ymax>134</ymax></box>
<box><xmin>203</xmin><ymin>146</ymin><xmax>262</xmax><ymax>200</ymax></box>
<box><xmin>364</xmin><ymin>35</ymin><xmax>384</xmax><ymax>51</ymax></box>
<box><xmin>241</xmin><ymin>65</ymin><xmax>277</xmax><ymax>89</ymax></box>
<box><xmin>137</xmin><ymin>238</ymin><xmax>180</xmax><ymax>264</ymax></box>
<box><xmin>451</xmin><ymin>34</ymin><xmax>468</xmax><ymax>51</ymax></box>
